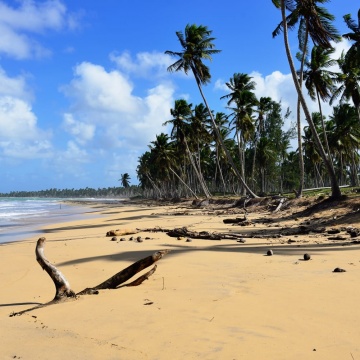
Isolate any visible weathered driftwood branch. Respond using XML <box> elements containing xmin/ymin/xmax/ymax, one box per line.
<box><xmin>36</xmin><ymin>237</ymin><xmax>76</xmax><ymax>301</ymax></box>
<box><xmin>106</xmin><ymin>228</ymin><xmax>139</xmax><ymax>237</ymax></box>
<box><xmin>77</xmin><ymin>250</ymin><xmax>169</xmax><ymax>295</ymax></box>
<box><xmin>139</xmin><ymin>226</ymin><xmax>248</xmax><ymax>240</ymax></box>
<box><xmin>10</xmin><ymin>238</ymin><xmax>169</xmax><ymax>317</ymax></box>
<box><xmin>167</xmin><ymin>227</ymin><xmax>222</xmax><ymax>240</ymax></box>
<box><xmin>274</xmin><ymin>198</ymin><xmax>286</xmax><ymax>213</ymax></box>
<box><xmin>223</xmin><ymin>216</ymin><xmax>247</xmax><ymax>224</ymax></box>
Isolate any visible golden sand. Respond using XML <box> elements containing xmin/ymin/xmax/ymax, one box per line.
<box><xmin>1</xmin><ymin>199</ymin><xmax>360</xmax><ymax>359</ymax></box>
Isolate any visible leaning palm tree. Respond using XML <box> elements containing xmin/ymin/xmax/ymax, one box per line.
<box><xmin>165</xmin><ymin>24</ymin><xmax>258</xmax><ymax>198</ymax></box>
<box><xmin>272</xmin><ymin>0</ymin><xmax>342</xmax><ymax>199</ymax></box>
<box><xmin>164</xmin><ymin>99</ymin><xmax>211</xmax><ymax>198</ymax></box>
<box><xmin>272</xmin><ymin>0</ymin><xmax>340</xmax><ymax>198</ymax></box>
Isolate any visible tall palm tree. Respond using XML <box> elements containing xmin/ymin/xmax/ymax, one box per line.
<box><xmin>302</xmin><ymin>45</ymin><xmax>336</xmax><ymax>162</ymax></box>
<box><xmin>251</xmin><ymin>97</ymin><xmax>273</xmax><ymax>187</ymax></box>
<box><xmin>119</xmin><ymin>173</ymin><xmax>131</xmax><ymax>188</ymax></box>
<box><xmin>343</xmin><ymin>9</ymin><xmax>360</xmax><ymax>68</ymax></box>
<box><xmin>221</xmin><ymin>73</ymin><xmax>257</xmax><ymax>194</ymax></box>
<box><xmin>272</xmin><ymin>0</ymin><xmax>340</xmax><ymax>198</ymax></box>
<box><xmin>165</xmin><ymin>24</ymin><xmax>258</xmax><ymax>198</ymax></box>
<box><xmin>272</xmin><ymin>0</ymin><xmax>342</xmax><ymax>199</ymax></box>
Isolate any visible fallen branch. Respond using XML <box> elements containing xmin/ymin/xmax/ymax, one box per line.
<box><xmin>106</xmin><ymin>228</ymin><xmax>139</xmax><ymax>237</ymax></box>
<box><xmin>10</xmin><ymin>238</ymin><xmax>169</xmax><ymax>317</ymax></box>
<box><xmin>139</xmin><ymin>226</ymin><xmax>247</xmax><ymax>240</ymax></box>
<box><xmin>274</xmin><ymin>198</ymin><xmax>286</xmax><ymax>213</ymax></box>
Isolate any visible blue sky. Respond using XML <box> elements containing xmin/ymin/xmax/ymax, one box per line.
<box><xmin>0</xmin><ymin>0</ymin><xmax>358</xmax><ymax>192</ymax></box>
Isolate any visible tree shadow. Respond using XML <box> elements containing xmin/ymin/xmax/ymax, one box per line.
<box><xmin>0</xmin><ymin>302</ymin><xmax>42</xmax><ymax>307</ymax></box>
<box><xmin>56</xmin><ymin>240</ymin><xmax>360</xmax><ymax>267</ymax></box>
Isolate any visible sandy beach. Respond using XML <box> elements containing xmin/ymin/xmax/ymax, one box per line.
<box><xmin>1</xmin><ymin>197</ymin><xmax>360</xmax><ymax>359</ymax></box>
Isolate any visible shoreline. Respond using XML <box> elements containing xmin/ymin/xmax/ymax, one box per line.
<box><xmin>1</xmin><ymin>197</ymin><xmax>360</xmax><ymax>359</ymax></box>
<box><xmin>0</xmin><ymin>201</ymin><xmax>106</xmax><ymax>245</ymax></box>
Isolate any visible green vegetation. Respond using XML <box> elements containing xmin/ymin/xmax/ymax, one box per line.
<box><xmin>136</xmin><ymin>4</ymin><xmax>360</xmax><ymax>199</ymax></box>
<box><xmin>0</xmin><ymin>186</ymin><xmax>141</xmax><ymax>198</ymax></box>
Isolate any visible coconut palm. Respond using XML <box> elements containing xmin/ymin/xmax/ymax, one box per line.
<box><xmin>221</xmin><ymin>73</ymin><xmax>257</xmax><ymax>194</ymax></box>
<box><xmin>302</xmin><ymin>45</ymin><xmax>337</xmax><ymax>162</ymax></box>
<box><xmin>164</xmin><ymin>99</ymin><xmax>211</xmax><ymax>198</ymax></box>
<box><xmin>251</xmin><ymin>97</ymin><xmax>273</xmax><ymax>188</ymax></box>
<box><xmin>272</xmin><ymin>0</ymin><xmax>342</xmax><ymax>199</ymax></box>
<box><xmin>272</xmin><ymin>0</ymin><xmax>340</xmax><ymax>198</ymax></box>
<box><xmin>165</xmin><ymin>24</ymin><xmax>257</xmax><ymax>198</ymax></box>
<box><xmin>331</xmin><ymin>52</ymin><xmax>360</xmax><ymax>123</ymax></box>
<box><xmin>343</xmin><ymin>9</ymin><xmax>360</xmax><ymax>68</ymax></box>
<box><xmin>327</xmin><ymin>104</ymin><xmax>360</xmax><ymax>186</ymax></box>
<box><xmin>119</xmin><ymin>173</ymin><xmax>131</xmax><ymax>188</ymax></box>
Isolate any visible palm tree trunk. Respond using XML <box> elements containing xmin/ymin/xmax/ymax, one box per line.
<box><xmin>216</xmin><ymin>145</ymin><xmax>227</xmax><ymax>195</ymax></box>
<box><xmin>169</xmin><ymin>167</ymin><xmax>199</xmax><ymax>199</ymax></box>
<box><xmin>183</xmin><ymin>136</ymin><xmax>211</xmax><ymax>198</ymax></box>
<box><xmin>316</xmin><ymin>90</ymin><xmax>333</xmax><ymax>169</ymax></box>
<box><xmin>184</xmin><ymin>137</ymin><xmax>211</xmax><ymax>199</ymax></box>
<box><xmin>146</xmin><ymin>172</ymin><xmax>162</xmax><ymax>198</ymax></box>
<box><xmin>295</xmin><ymin>32</ymin><xmax>308</xmax><ymax>198</ymax></box>
<box><xmin>191</xmin><ymin>68</ymin><xmax>258</xmax><ymax>198</ymax></box>
<box><xmin>279</xmin><ymin>0</ymin><xmax>341</xmax><ymax>199</ymax></box>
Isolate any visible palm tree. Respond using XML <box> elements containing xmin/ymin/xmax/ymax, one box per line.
<box><xmin>272</xmin><ymin>0</ymin><xmax>340</xmax><ymax>198</ymax></box>
<box><xmin>165</xmin><ymin>24</ymin><xmax>258</xmax><ymax>198</ymax></box>
<box><xmin>221</xmin><ymin>73</ymin><xmax>257</xmax><ymax>194</ymax></box>
<box><xmin>119</xmin><ymin>173</ymin><xmax>131</xmax><ymax>188</ymax></box>
<box><xmin>343</xmin><ymin>9</ymin><xmax>360</xmax><ymax>68</ymax></box>
<box><xmin>327</xmin><ymin>104</ymin><xmax>360</xmax><ymax>186</ymax></box>
<box><xmin>272</xmin><ymin>0</ymin><xmax>342</xmax><ymax>199</ymax></box>
<box><xmin>251</xmin><ymin>97</ymin><xmax>273</xmax><ymax>188</ymax></box>
<box><xmin>331</xmin><ymin>52</ymin><xmax>360</xmax><ymax>123</ymax></box>
<box><xmin>164</xmin><ymin>99</ymin><xmax>211</xmax><ymax>198</ymax></box>
<box><xmin>302</xmin><ymin>45</ymin><xmax>336</xmax><ymax>162</ymax></box>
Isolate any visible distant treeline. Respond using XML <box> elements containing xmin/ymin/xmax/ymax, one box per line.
<box><xmin>0</xmin><ymin>185</ymin><xmax>142</xmax><ymax>198</ymax></box>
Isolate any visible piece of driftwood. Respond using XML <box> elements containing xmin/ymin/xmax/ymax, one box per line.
<box><xmin>223</xmin><ymin>216</ymin><xmax>247</xmax><ymax>224</ymax></box>
<box><xmin>139</xmin><ymin>226</ymin><xmax>248</xmax><ymax>240</ymax></box>
<box><xmin>166</xmin><ymin>227</ymin><xmax>222</xmax><ymax>240</ymax></box>
<box><xmin>10</xmin><ymin>238</ymin><xmax>169</xmax><ymax>317</ymax></box>
<box><xmin>78</xmin><ymin>250</ymin><xmax>169</xmax><ymax>294</ymax></box>
<box><xmin>274</xmin><ymin>198</ymin><xmax>286</xmax><ymax>213</ymax></box>
<box><xmin>36</xmin><ymin>237</ymin><xmax>76</xmax><ymax>301</ymax></box>
<box><xmin>106</xmin><ymin>228</ymin><xmax>139</xmax><ymax>237</ymax></box>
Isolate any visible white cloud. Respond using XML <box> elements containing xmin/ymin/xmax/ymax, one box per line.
<box><xmin>215</xmin><ymin>39</ymin><xmax>353</xmax><ymax>132</ymax></box>
<box><xmin>63</xmin><ymin>113</ymin><xmax>95</xmax><ymax>145</ymax></box>
<box><xmin>0</xmin><ymin>0</ymin><xmax>79</xmax><ymax>59</ymax></box>
<box><xmin>0</xmin><ymin>96</ymin><xmax>39</xmax><ymax>139</ymax></box>
<box><xmin>0</xmin><ymin>67</ymin><xmax>32</xmax><ymax>100</ymax></box>
<box><xmin>110</xmin><ymin>51</ymin><xmax>173</xmax><ymax>78</ymax></box>
<box><xmin>61</xmin><ymin>60</ymin><xmax>175</xmax><ymax>151</ymax></box>
<box><xmin>1</xmin><ymin>139</ymin><xmax>52</xmax><ymax>159</ymax></box>
<box><xmin>0</xmin><ymin>69</ymin><xmax>52</xmax><ymax>159</ymax></box>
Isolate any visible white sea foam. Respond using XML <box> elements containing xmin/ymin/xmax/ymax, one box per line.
<box><xmin>0</xmin><ymin>197</ymin><xmax>98</xmax><ymax>244</ymax></box>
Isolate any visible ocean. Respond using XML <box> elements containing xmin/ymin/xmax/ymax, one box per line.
<box><xmin>0</xmin><ymin>197</ymin><xmax>97</xmax><ymax>244</ymax></box>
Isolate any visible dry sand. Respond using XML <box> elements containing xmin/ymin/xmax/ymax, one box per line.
<box><xmin>1</xmin><ymin>198</ymin><xmax>360</xmax><ymax>359</ymax></box>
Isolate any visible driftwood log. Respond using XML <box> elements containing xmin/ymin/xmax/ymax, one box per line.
<box><xmin>139</xmin><ymin>226</ymin><xmax>246</xmax><ymax>241</ymax></box>
<box><xmin>10</xmin><ymin>237</ymin><xmax>169</xmax><ymax>317</ymax></box>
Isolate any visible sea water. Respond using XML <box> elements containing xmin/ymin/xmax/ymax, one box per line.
<box><xmin>0</xmin><ymin>197</ymin><xmax>95</xmax><ymax>244</ymax></box>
